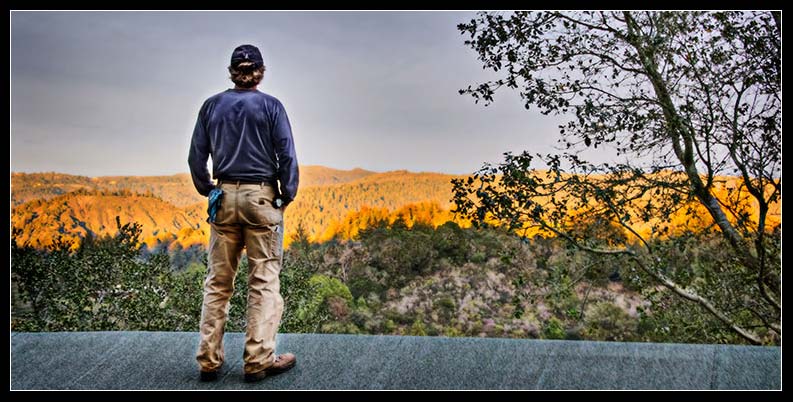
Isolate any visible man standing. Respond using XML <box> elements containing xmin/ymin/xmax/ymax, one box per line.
<box><xmin>188</xmin><ymin>44</ymin><xmax>299</xmax><ymax>383</ymax></box>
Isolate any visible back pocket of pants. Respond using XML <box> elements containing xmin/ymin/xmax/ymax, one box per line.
<box><xmin>251</xmin><ymin>196</ymin><xmax>283</xmax><ymax>226</ymax></box>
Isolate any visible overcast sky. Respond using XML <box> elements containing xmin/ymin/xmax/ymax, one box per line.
<box><xmin>11</xmin><ymin>11</ymin><xmax>573</xmax><ymax>176</ymax></box>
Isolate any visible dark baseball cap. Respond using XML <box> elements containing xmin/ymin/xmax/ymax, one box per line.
<box><xmin>230</xmin><ymin>44</ymin><xmax>264</xmax><ymax>68</ymax></box>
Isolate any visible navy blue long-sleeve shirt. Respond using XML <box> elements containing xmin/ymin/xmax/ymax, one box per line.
<box><xmin>188</xmin><ymin>88</ymin><xmax>299</xmax><ymax>205</ymax></box>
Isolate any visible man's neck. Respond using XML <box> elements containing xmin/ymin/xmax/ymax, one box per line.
<box><xmin>234</xmin><ymin>85</ymin><xmax>258</xmax><ymax>91</ymax></box>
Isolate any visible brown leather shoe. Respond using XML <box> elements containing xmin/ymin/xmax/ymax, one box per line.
<box><xmin>244</xmin><ymin>353</ymin><xmax>297</xmax><ymax>383</ymax></box>
<box><xmin>200</xmin><ymin>370</ymin><xmax>219</xmax><ymax>382</ymax></box>
<box><xmin>199</xmin><ymin>363</ymin><xmax>223</xmax><ymax>382</ymax></box>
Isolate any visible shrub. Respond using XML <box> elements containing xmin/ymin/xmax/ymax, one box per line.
<box><xmin>309</xmin><ymin>274</ymin><xmax>353</xmax><ymax>304</ymax></box>
<box><xmin>11</xmin><ymin>221</ymin><xmax>325</xmax><ymax>334</ymax></box>
<box><xmin>470</xmin><ymin>252</ymin><xmax>487</xmax><ymax>264</ymax></box>
<box><xmin>431</xmin><ymin>221</ymin><xmax>470</xmax><ymax>265</ymax></box>
<box><xmin>348</xmin><ymin>274</ymin><xmax>385</xmax><ymax>300</ymax></box>
<box><xmin>12</xmin><ymin>223</ymin><xmax>175</xmax><ymax>331</ymax></box>
<box><xmin>436</xmin><ymin>296</ymin><xmax>456</xmax><ymax>311</ymax></box>
<box><xmin>582</xmin><ymin>303</ymin><xmax>639</xmax><ymax>342</ymax></box>
<box><xmin>409</xmin><ymin>318</ymin><xmax>427</xmax><ymax>336</ymax></box>
<box><xmin>543</xmin><ymin>317</ymin><xmax>566</xmax><ymax>340</ymax></box>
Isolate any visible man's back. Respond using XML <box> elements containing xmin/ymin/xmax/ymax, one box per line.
<box><xmin>188</xmin><ymin>88</ymin><xmax>298</xmax><ymax>206</ymax></box>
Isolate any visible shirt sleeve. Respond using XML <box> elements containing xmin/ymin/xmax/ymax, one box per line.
<box><xmin>272</xmin><ymin>101</ymin><xmax>299</xmax><ymax>205</ymax></box>
<box><xmin>187</xmin><ymin>101</ymin><xmax>214</xmax><ymax>197</ymax></box>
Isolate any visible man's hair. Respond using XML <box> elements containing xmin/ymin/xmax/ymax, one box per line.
<box><xmin>228</xmin><ymin>61</ymin><xmax>265</xmax><ymax>88</ymax></box>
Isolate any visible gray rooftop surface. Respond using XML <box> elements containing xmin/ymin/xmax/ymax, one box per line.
<box><xmin>11</xmin><ymin>331</ymin><xmax>781</xmax><ymax>390</ymax></box>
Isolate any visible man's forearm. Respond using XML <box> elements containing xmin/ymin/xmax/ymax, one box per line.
<box><xmin>188</xmin><ymin>153</ymin><xmax>213</xmax><ymax>196</ymax></box>
<box><xmin>278</xmin><ymin>161</ymin><xmax>299</xmax><ymax>204</ymax></box>
<box><xmin>188</xmin><ymin>103</ymin><xmax>213</xmax><ymax>197</ymax></box>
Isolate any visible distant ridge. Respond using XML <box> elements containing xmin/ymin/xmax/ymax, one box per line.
<box><xmin>11</xmin><ymin>166</ymin><xmax>463</xmax><ymax>249</ymax></box>
<box><xmin>11</xmin><ymin>165</ymin><xmax>383</xmax><ymax>207</ymax></box>
<box><xmin>12</xmin><ymin>166</ymin><xmax>778</xmax><ymax>251</ymax></box>
<box><xmin>11</xmin><ymin>189</ymin><xmax>207</xmax><ymax>250</ymax></box>
<box><xmin>298</xmin><ymin>165</ymin><xmax>378</xmax><ymax>186</ymax></box>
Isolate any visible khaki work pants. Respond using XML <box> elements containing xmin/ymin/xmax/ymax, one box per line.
<box><xmin>196</xmin><ymin>182</ymin><xmax>285</xmax><ymax>374</ymax></box>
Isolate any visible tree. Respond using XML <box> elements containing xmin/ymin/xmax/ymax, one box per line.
<box><xmin>452</xmin><ymin>11</ymin><xmax>780</xmax><ymax>344</ymax></box>
<box><xmin>12</xmin><ymin>220</ymin><xmax>175</xmax><ymax>331</ymax></box>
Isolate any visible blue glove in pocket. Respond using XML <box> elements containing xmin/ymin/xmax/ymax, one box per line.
<box><xmin>207</xmin><ymin>188</ymin><xmax>224</xmax><ymax>223</ymax></box>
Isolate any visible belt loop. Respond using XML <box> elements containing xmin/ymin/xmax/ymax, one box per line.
<box><xmin>260</xmin><ymin>182</ymin><xmax>264</xmax><ymax>189</ymax></box>
<box><xmin>236</xmin><ymin>180</ymin><xmax>240</xmax><ymax>189</ymax></box>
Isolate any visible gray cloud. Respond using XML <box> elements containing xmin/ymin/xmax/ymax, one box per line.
<box><xmin>11</xmin><ymin>11</ymin><xmax>573</xmax><ymax>176</ymax></box>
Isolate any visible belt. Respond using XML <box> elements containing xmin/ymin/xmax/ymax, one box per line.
<box><xmin>217</xmin><ymin>179</ymin><xmax>275</xmax><ymax>187</ymax></box>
